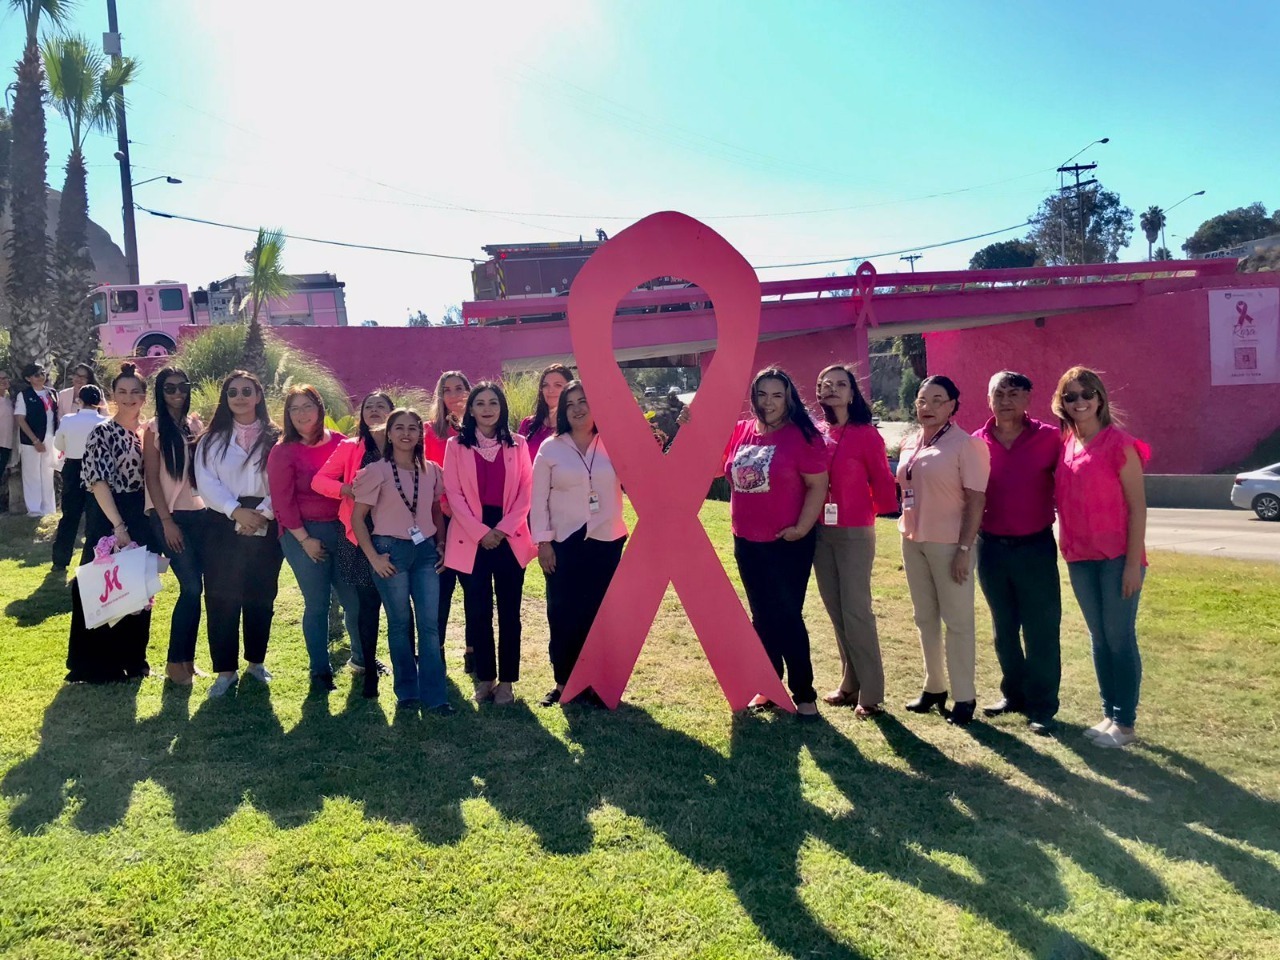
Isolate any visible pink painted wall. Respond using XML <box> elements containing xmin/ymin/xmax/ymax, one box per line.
<box><xmin>274</xmin><ymin>326</ymin><xmax>507</xmax><ymax>403</ymax></box>
<box><xmin>926</xmin><ymin>280</ymin><xmax>1280</xmax><ymax>473</ymax></box>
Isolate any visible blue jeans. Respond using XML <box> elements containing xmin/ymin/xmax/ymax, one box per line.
<box><xmin>370</xmin><ymin>535</ymin><xmax>446</xmax><ymax>707</ymax></box>
<box><xmin>149</xmin><ymin>509</ymin><xmax>207</xmax><ymax>664</ymax></box>
<box><xmin>282</xmin><ymin>519</ymin><xmax>362</xmax><ymax>677</ymax></box>
<box><xmin>1068</xmin><ymin>557</ymin><xmax>1144</xmax><ymax>727</ymax></box>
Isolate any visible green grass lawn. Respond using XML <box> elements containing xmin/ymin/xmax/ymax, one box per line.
<box><xmin>1</xmin><ymin>504</ymin><xmax>1278</xmax><ymax>959</ymax></box>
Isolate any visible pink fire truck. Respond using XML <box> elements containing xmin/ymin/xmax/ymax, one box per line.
<box><xmin>94</xmin><ymin>273</ymin><xmax>349</xmax><ymax>358</ymax></box>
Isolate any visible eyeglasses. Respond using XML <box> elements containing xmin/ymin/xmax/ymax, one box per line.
<box><xmin>288</xmin><ymin>402</ymin><xmax>318</xmax><ymax>414</ymax></box>
<box><xmin>914</xmin><ymin>396</ymin><xmax>956</xmax><ymax>408</ymax></box>
<box><xmin>162</xmin><ymin>382</ymin><xmax>192</xmax><ymax>395</ymax></box>
<box><xmin>226</xmin><ymin>386</ymin><xmax>257</xmax><ymax>399</ymax></box>
<box><xmin>1061</xmin><ymin>389</ymin><xmax>1098</xmax><ymax>404</ymax></box>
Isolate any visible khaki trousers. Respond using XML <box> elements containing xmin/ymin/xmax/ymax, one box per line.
<box><xmin>814</xmin><ymin>525</ymin><xmax>884</xmax><ymax>706</ymax></box>
<box><xmin>901</xmin><ymin>536</ymin><xmax>977</xmax><ymax>703</ymax></box>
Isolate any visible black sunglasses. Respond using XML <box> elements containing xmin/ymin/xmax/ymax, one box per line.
<box><xmin>163</xmin><ymin>382</ymin><xmax>192</xmax><ymax>395</ymax></box>
<box><xmin>1061</xmin><ymin>388</ymin><xmax>1098</xmax><ymax>404</ymax></box>
<box><xmin>226</xmin><ymin>386</ymin><xmax>257</xmax><ymax>399</ymax></box>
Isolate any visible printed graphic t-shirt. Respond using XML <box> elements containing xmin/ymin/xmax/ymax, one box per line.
<box><xmin>724</xmin><ymin>419</ymin><xmax>828</xmax><ymax>542</ymax></box>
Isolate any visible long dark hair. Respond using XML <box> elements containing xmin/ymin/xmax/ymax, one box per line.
<box><xmin>68</xmin><ymin>363</ymin><xmax>99</xmax><ymax>387</ymax></box>
<box><xmin>458</xmin><ymin>381</ymin><xmax>515</xmax><ymax>448</ymax></box>
<box><xmin>385</xmin><ymin>408</ymin><xmax>426</xmax><ymax>469</ymax></box>
<box><xmin>429</xmin><ymin>370</ymin><xmax>471</xmax><ymax>440</ymax></box>
<box><xmin>153</xmin><ymin>366</ymin><xmax>196</xmax><ymax>482</ymax></box>
<box><xmin>816</xmin><ymin>363</ymin><xmax>873</xmax><ymax>426</ymax></box>
<box><xmin>750</xmin><ymin>367</ymin><xmax>820</xmax><ymax>442</ymax></box>
<box><xmin>199</xmin><ymin>370</ymin><xmax>278</xmax><ymax>469</ymax></box>
<box><xmin>525</xmin><ymin>362</ymin><xmax>573</xmax><ymax>438</ymax></box>
<box><xmin>554</xmin><ymin>380</ymin><xmax>595</xmax><ymax>436</ymax></box>
<box><xmin>358</xmin><ymin>390</ymin><xmax>395</xmax><ymax>461</ymax></box>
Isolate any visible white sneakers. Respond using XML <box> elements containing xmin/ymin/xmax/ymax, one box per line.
<box><xmin>1083</xmin><ymin>719</ymin><xmax>1138</xmax><ymax>749</ymax></box>
<box><xmin>244</xmin><ymin>663</ymin><xmax>272</xmax><ymax>683</ymax></box>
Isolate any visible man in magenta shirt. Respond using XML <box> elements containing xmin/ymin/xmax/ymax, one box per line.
<box><xmin>973</xmin><ymin>371</ymin><xmax>1062</xmax><ymax>734</ymax></box>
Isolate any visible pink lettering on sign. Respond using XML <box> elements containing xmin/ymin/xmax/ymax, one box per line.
<box><xmin>99</xmin><ymin>565</ymin><xmax>123</xmax><ymax>604</ymax></box>
<box><xmin>560</xmin><ymin>211</ymin><xmax>796</xmax><ymax>712</ymax></box>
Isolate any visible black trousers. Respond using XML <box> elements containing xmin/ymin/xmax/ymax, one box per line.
<box><xmin>203</xmin><ymin>510</ymin><xmax>283</xmax><ymax>673</ymax></box>
<box><xmin>546</xmin><ymin>527</ymin><xmax>626</xmax><ymax>686</ymax></box>
<box><xmin>733</xmin><ymin>530</ymin><xmax>818</xmax><ymax>704</ymax></box>
<box><xmin>977</xmin><ymin>527</ymin><xmax>1062</xmax><ymax>721</ymax></box>
<box><xmin>65</xmin><ymin>490</ymin><xmax>153</xmax><ymax>683</ymax></box>
<box><xmin>52</xmin><ymin>458</ymin><xmax>87</xmax><ymax>568</ymax></box>
<box><xmin>461</xmin><ymin>505</ymin><xmax>526</xmax><ymax>683</ymax></box>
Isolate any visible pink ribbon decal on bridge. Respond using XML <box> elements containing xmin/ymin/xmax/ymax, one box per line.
<box><xmin>853</xmin><ymin>261</ymin><xmax>879</xmax><ymax>329</ymax></box>
<box><xmin>1236</xmin><ymin>300</ymin><xmax>1254</xmax><ymax>326</ymax></box>
<box><xmin>560</xmin><ymin>211</ymin><xmax>796</xmax><ymax>712</ymax></box>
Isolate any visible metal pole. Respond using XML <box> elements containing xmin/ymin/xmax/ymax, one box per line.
<box><xmin>106</xmin><ymin>0</ymin><xmax>138</xmax><ymax>284</ymax></box>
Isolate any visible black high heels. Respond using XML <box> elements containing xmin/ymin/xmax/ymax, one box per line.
<box><xmin>947</xmin><ymin>700</ymin><xmax>977</xmax><ymax>726</ymax></box>
<box><xmin>905</xmin><ymin>689</ymin><xmax>948</xmax><ymax>714</ymax></box>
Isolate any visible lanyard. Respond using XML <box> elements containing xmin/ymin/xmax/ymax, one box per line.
<box><xmin>904</xmin><ymin>421</ymin><xmax>951</xmax><ymax>482</ymax></box>
<box><xmin>391</xmin><ymin>463</ymin><xmax>420</xmax><ymax>516</ymax></box>
<box><xmin>571</xmin><ymin>435</ymin><xmax>599</xmax><ymax>483</ymax></box>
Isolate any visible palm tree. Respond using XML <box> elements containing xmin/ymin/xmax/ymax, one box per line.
<box><xmin>240</xmin><ymin>227</ymin><xmax>292</xmax><ymax>377</ymax></box>
<box><xmin>4</xmin><ymin>0</ymin><xmax>77</xmax><ymax>377</ymax></box>
<box><xmin>1139</xmin><ymin>206</ymin><xmax>1165</xmax><ymax>262</ymax></box>
<box><xmin>42</xmin><ymin>34</ymin><xmax>137</xmax><ymax>367</ymax></box>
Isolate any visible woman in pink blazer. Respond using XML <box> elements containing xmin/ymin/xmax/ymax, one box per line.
<box><xmin>443</xmin><ymin>382</ymin><xmax>537</xmax><ymax>705</ymax></box>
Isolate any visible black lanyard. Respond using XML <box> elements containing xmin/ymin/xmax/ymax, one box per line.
<box><xmin>904</xmin><ymin>421</ymin><xmax>951</xmax><ymax>482</ymax></box>
<box><xmin>571</xmin><ymin>435</ymin><xmax>599</xmax><ymax>483</ymax></box>
<box><xmin>391</xmin><ymin>463</ymin><xmax>420</xmax><ymax>516</ymax></box>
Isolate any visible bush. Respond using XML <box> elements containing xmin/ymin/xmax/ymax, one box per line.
<box><xmin>898</xmin><ymin>370</ymin><xmax>921</xmax><ymax>418</ymax></box>
<box><xmin>503</xmin><ymin>370</ymin><xmax>541</xmax><ymax>431</ymax></box>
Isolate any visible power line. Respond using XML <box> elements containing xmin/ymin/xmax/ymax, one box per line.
<box><xmin>133</xmin><ymin>205</ymin><xmax>479</xmax><ymax>262</ymax></box>
<box><xmin>754</xmin><ymin>221</ymin><xmax>1035</xmax><ymax>269</ymax></box>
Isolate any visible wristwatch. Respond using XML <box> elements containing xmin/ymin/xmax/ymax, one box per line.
<box><xmin>957</xmin><ymin>544</ymin><xmax>971</xmax><ymax>553</ymax></box>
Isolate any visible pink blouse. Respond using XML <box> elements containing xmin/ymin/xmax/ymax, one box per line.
<box><xmin>1055</xmin><ymin>426</ymin><xmax>1150</xmax><ymax>564</ymax></box>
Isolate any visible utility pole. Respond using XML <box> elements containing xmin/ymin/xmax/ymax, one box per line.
<box><xmin>1056</xmin><ymin>162</ymin><xmax>1098</xmax><ymax>264</ymax></box>
<box><xmin>899</xmin><ymin>254</ymin><xmax>922</xmax><ymax>272</ymax></box>
<box><xmin>104</xmin><ymin>0</ymin><xmax>138</xmax><ymax>283</ymax></box>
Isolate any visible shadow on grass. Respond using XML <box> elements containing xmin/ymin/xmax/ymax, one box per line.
<box><xmin>5</xmin><ymin>686</ymin><xmax>1279</xmax><ymax>958</ymax></box>
<box><xmin>3</xmin><ymin>568</ymin><xmax>72</xmax><ymax>627</ymax></box>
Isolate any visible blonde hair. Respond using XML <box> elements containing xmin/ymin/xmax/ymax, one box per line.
<box><xmin>1051</xmin><ymin>366</ymin><xmax>1120</xmax><ymax>436</ymax></box>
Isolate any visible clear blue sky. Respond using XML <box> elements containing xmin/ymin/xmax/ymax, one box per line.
<box><xmin>4</xmin><ymin>0</ymin><xmax>1275</xmax><ymax>324</ymax></box>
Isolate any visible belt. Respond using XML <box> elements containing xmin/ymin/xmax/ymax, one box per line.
<box><xmin>978</xmin><ymin>526</ymin><xmax>1053</xmax><ymax>547</ymax></box>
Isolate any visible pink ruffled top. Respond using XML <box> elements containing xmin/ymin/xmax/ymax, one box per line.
<box><xmin>1055</xmin><ymin>426</ymin><xmax>1151</xmax><ymax>564</ymax></box>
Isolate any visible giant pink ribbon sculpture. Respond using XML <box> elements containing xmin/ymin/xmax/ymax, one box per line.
<box><xmin>560</xmin><ymin>211</ymin><xmax>796</xmax><ymax>712</ymax></box>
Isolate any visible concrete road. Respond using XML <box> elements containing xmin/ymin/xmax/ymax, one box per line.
<box><xmin>1146</xmin><ymin>508</ymin><xmax>1279</xmax><ymax>563</ymax></box>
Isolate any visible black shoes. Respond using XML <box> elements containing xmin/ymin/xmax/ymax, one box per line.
<box><xmin>310</xmin><ymin>672</ymin><xmax>337</xmax><ymax>693</ymax></box>
<box><xmin>983</xmin><ymin>698</ymin><xmax>1023</xmax><ymax>717</ymax></box>
<box><xmin>1026</xmin><ymin>717</ymin><xmax>1056</xmax><ymax>736</ymax></box>
<box><xmin>947</xmin><ymin>700</ymin><xmax>977</xmax><ymax>727</ymax></box>
<box><xmin>539</xmin><ymin>688</ymin><xmax>562</xmax><ymax>707</ymax></box>
<box><xmin>428</xmin><ymin>703</ymin><xmax>456</xmax><ymax>717</ymax></box>
<box><xmin>905</xmin><ymin>690</ymin><xmax>948</xmax><ymax>715</ymax></box>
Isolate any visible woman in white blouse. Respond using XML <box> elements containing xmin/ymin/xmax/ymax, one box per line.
<box><xmin>530</xmin><ymin>381</ymin><xmax>628</xmax><ymax>707</ymax></box>
<box><xmin>194</xmin><ymin>371</ymin><xmax>282</xmax><ymax>698</ymax></box>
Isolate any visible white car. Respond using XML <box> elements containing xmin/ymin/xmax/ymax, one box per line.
<box><xmin>1231</xmin><ymin>463</ymin><xmax>1280</xmax><ymax>521</ymax></box>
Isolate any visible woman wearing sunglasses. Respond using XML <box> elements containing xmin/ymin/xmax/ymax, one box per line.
<box><xmin>1052</xmin><ymin>367</ymin><xmax>1149</xmax><ymax>750</ymax></box>
<box><xmin>897</xmin><ymin>375</ymin><xmax>990</xmax><ymax>726</ymax></box>
<box><xmin>143</xmin><ymin>368</ymin><xmax>207</xmax><ymax>685</ymax></box>
<box><xmin>194</xmin><ymin>371</ymin><xmax>283</xmax><ymax>698</ymax></box>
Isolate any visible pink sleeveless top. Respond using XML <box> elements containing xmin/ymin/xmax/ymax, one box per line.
<box><xmin>1055</xmin><ymin>426</ymin><xmax>1150</xmax><ymax>564</ymax></box>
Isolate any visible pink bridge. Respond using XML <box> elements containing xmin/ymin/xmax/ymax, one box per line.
<box><xmin>275</xmin><ymin>258</ymin><xmax>1280</xmax><ymax>473</ymax></box>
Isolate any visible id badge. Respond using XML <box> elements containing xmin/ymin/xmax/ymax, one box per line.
<box><xmin>408</xmin><ymin>525</ymin><xmax>426</xmax><ymax>545</ymax></box>
<box><xmin>587</xmin><ymin>490</ymin><xmax>601</xmax><ymax>514</ymax></box>
<box><xmin>823</xmin><ymin>502</ymin><xmax>839</xmax><ymax>526</ymax></box>
<box><xmin>901</xmin><ymin>489</ymin><xmax>915</xmax><ymax>510</ymax></box>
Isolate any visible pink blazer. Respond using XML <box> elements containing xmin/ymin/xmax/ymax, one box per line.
<box><xmin>312</xmin><ymin>437</ymin><xmax>365</xmax><ymax>545</ymax></box>
<box><xmin>442</xmin><ymin>434</ymin><xmax>537</xmax><ymax>574</ymax></box>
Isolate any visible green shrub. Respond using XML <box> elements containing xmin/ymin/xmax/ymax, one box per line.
<box><xmin>502</xmin><ymin>370</ymin><xmax>541</xmax><ymax>431</ymax></box>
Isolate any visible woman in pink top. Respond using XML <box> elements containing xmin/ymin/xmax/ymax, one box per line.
<box><xmin>1052</xmin><ymin>366</ymin><xmax>1149</xmax><ymax>750</ymax></box>
<box><xmin>724</xmin><ymin>367</ymin><xmax>830</xmax><ymax>719</ymax></box>
<box><xmin>518</xmin><ymin>363</ymin><xmax>572</xmax><ymax>464</ymax></box>
<box><xmin>425</xmin><ymin>371</ymin><xmax>471</xmax><ymax>672</ymax></box>
<box><xmin>896</xmin><ymin>376</ymin><xmax>990</xmax><ymax>727</ymax></box>
<box><xmin>443</xmin><ymin>382</ymin><xmax>537</xmax><ymax>706</ymax></box>
<box><xmin>267</xmin><ymin>384</ymin><xmax>357</xmax><ymax>693</ymax></box>
<box><xmin>313</xmin><ymin>390</ymin><xmax>393</xmax><ymax>691</ymax></box>
<box><xmin>352</xmin><ymin>408</ymin><xmax>453</xmax><ymax>715</ymax></box>
<box><xmin>143</xmin><ymin>367</ymin><xmax>207</xmax><ymax>685</ymax></box>
<box><xmin>813</xmin><ymin>364</ymin><xmax>899</xmax><ymax>717</ymax></box>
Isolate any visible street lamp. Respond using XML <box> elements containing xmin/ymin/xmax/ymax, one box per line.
<box><xmin>1058</xmin><ymin>137</ymin><xmax>1109</xmax><ymax>261</ymax></box>
<box><xmin>130</xmin><ymin>175</ymin><xmax>182</xmax><ymax>188</ymax></box>
<box><xmin>1161</xmin><ymin>190</ymin><xmax>1205</xmax><ymax>255</ymax></box>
